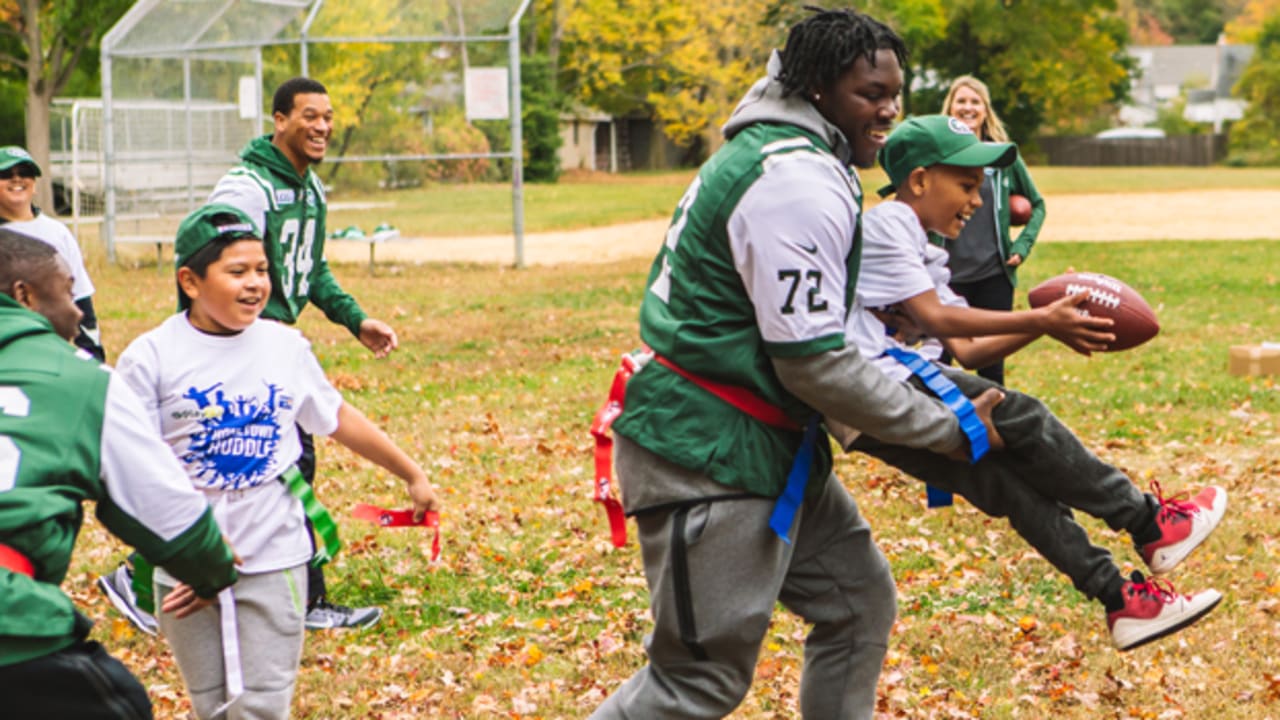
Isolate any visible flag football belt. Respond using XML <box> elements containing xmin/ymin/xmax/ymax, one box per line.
<box><xmin>883</xmin><ymin>347</ymin><xmax>991</xmax><ymax>508</ymax></box>
<box><xmin>131</xmin><ymin>465</ymin><xmax>342</xmax><ymax>614</ymax></box>
<box><xmin>352</xmin><ymin>503</ymin><xmax>443</xmax><ymax>563</ymax></box>
<box><xmin>0</xmin><ymin>542</ymin><xmax>34</xmax><ymax>578</ymax></box>
<box><xmin>591</xmin><ymin>349</ymin><xmax>816</xmax><ymax>546</ymax></box>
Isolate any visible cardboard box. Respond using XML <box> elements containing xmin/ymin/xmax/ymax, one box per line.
<box><xmin>1229</xmin><ymin>344</ymin><xmax>1280</xmax><ymax>377</ymax></box>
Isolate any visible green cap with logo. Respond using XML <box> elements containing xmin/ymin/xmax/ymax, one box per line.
<box><xmin>174</xmin><ymin>203</ymin><xmax>261</xmax><ymax>308</ymax></box>
<box><xmin>0</xmin><ymin>146</ymin><xmax>41</xmax><ymax>176</ymax></box>
<box><xmin>877</xmin><ymin>115</ymin><xmax>1017</xmax><ymax>197</ymax></box>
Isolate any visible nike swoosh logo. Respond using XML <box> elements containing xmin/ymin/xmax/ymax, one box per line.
<box><xmin>800</xmin><ymin>243</ymin><xmax>818</xmax><ymax>254</ymax></box>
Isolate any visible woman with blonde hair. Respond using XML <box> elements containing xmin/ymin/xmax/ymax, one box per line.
<box><xmin>940</xmin><ymin>74</ymin><xmax>1046</xmax><ymax>385</ymax></box>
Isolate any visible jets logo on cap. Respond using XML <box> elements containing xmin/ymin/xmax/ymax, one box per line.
<box><xmin>947</xmin><ymin>117</ymin><xmax>974</xmax><ymax>135</ymax></box>
<box><xmin>215</xmin><ymin>222</ymin><xmax>254</xmax><ymax>235</ymax></box>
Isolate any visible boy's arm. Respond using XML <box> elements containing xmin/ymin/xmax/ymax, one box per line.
<box><xmin>328</xmin><ymin>402</ymin><xmax>439</xmax><ymax>521</ymax></box>
<box><xmin>899</xmin><ymin>288</ymin><xmax>1113</xmax><ymax>356</ymax></box>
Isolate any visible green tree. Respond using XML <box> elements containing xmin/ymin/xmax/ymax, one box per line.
<box><xmin>0</xmin><ymin>0</ymin><xmax>132</xmax><ymax>208</ymax></box>
<box><xmin>906</xmin><ymin>0</ymin><xmax>1134</xmax><ymax>141</ymax></box>
<box><xmin>519</xmin><ymin>53</ymin><xmax>563</xmax><ymax>182</ymax></box>
<box><xmin>1229</xmin><ymin>12</ymin><xmax>1280</xmax><ymax>164</ymax></box>
<box><xmin>1151</xmin><ymin>0</ymin><xmax>1226</xmax><ymax>43</ymax></box>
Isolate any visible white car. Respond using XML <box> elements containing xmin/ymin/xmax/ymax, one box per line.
<box><xmin>1095</xmin><ymin>127</ymin><xmax>1167</xmax><ymax>140</ymax></box>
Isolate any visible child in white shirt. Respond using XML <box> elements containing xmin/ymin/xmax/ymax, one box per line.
<box><xmin>117</xmin><ymin>203</ymin><xmax>439</xmax><ymax>719</ymax></box>
<box><xmin>840</xmin><ymin>115</ymin><xmax>1225</xmax><ymax>652</ymax></box>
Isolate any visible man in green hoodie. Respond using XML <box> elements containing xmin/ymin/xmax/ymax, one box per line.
<box><xmin>99</xmin><ymin>77</ymin><xmax>395</xmax><ymax>632</ymax></box>
<box><xmin>0</xmin><ymin>229</ymin><xmax>238</xmax><ymax>719</ymax></box>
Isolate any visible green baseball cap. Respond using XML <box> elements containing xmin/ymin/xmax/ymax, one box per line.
<box><xmin>0</xmin><ymin>146</ymin><xmax>41</xmax><ymax>176</ymax></box>
<box><xmin>174</xmin><ymin>203</ymin><xmax>260</xmax><ymax>308</ymax></box>
<box><xmin>877</xmin><ymin>115</ymin><xmax>1017</xmax><ymax>197</ymax></box>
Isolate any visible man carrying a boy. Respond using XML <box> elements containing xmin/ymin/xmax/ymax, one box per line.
<box><xmin>0</xmin><ymin>230</ymin><xmax>238</xmax><ymax>718</ymax></box>
<box><xmin>843</xmin><ymin>114</ymin><xmax>1225</xmax><ymax>651</ymax></box>
<box><xmin>591</xmin><ymin>10</ymin><xmax>1008</xmax><ymax>719</ymax></box>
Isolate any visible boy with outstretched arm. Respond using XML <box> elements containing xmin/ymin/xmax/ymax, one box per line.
<box><xmin>115</xmin><ymin>204</ymin><xmax>440</xmax><ymax>719</ymax></box>
<box><xmin>837</xmin><ymin>115</ymin><xmax>1226</xmax><ymax>651</ymax></box>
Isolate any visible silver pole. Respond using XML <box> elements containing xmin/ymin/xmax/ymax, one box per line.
<box><xmin>184</xmin><ymin>57</ymin><xmax>195</xmax><ymax>212</ymax></box>
<box><xmin>71</xmin><ymin>101</ymin><xmax>81</xmax><ymax>238</ymax></box>
<box><xmin>508</xmin><ymin>0</ymin><xmax>533</xmax><ymax>268</ymax></box>
<box><xmin>102</xmin><ymin>52</ymin><xmax>116</xmax><ymax>262</ymax></box>
<box><xmin>256</xmin><ymin>50</ymin><xmax>265</xmax><ymax>134</ymax></box>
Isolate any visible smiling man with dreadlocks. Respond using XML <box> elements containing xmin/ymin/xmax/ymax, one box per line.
<box><xmin>588</xmin><ymin>8</ymin><xmax>1004</xmax><ymax>719</ymax></box>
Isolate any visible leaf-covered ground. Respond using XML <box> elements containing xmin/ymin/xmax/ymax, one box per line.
<box><xmin>72</xmin><ymin>239</ymin><xmax>1280</xmax><ymax>718</ymax></box>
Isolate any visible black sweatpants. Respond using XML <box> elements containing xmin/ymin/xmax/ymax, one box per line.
<box><xmin>0</xmin><ymin>640</ymin><xmax>152</xmax><ymax>719</ymax></box>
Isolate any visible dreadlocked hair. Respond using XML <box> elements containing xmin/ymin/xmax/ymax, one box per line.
<box><xmin>777</xmin><ymin>6</ymin><xmax>908</xmax><ymax>98</ymax></box>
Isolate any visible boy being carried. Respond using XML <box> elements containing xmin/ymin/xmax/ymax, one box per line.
<box><xmin>116</xmin><ymin>204</ymin><xmax>440</xmax><ymax>719</ymax></box>
<box><xmin>836</xmin><ymin>115</ymin><xmax>1225</xmax><ymax>652</ymax></box>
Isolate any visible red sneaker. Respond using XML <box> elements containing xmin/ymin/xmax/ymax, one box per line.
<box><xmin>1107</xmin><ymin>572</ymin><xmax>1222</xmax><ymax>651</ymax></box>
<box><xmin>1140</xmin><ymin>483</ymin><xmax>1227</xmax><ymax>575</ymax></box>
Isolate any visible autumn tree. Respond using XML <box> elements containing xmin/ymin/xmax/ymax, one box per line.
<box><xmin>1229</xmin><ymin>11</ymin><xmax>1280</xmax><ymax>163</ymax></box>
<box><xmin>558</xmin><ymin>0</ymin><xmax>784</xmax><ymax>160</ymax></box>
<box><xmin>1224</xmin><ymin>0</ymin><xmax>1280</xmax><ymax>41</ymax></box>
<box><xmin>0</xmin><ymin>0</ymin><xmax>131</xmax><ymax>208</ymax></box>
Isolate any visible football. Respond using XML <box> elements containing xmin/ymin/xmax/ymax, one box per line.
<box><xmin>1009</xmin><ymin>194</ymin><xmax>1032</xmax><ymax>226</ymax></box>
<box><xmin>1027</xmin><ymin>272</ymin><xmax>1159</xmax><ymax>351</ymax></box>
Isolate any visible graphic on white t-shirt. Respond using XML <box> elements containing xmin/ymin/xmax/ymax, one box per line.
<box><xmin>180</xmin><ymin>381</ymin><xmax>291</xmax><ymax>490</ymax></box>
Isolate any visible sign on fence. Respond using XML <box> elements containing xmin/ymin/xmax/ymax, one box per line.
<box><xmin>465</xmin><ymin>67</ymin><xmax>510</xmax><ymax>121</ymax></box>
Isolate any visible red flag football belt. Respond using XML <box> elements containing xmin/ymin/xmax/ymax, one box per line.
<box><xmin>590</xmin><ymin>350</ymin><xmax>800</xmax><ymax>547</ymax></box>
<box><xmin>0</xmin><ymin>542</ymin><xmax>35</xmax><ymax>578</ymax></box>
<box><xmin>351</xmin><ymin>504</ymin><xmax>443</xmax><ymax>563</ymax></box>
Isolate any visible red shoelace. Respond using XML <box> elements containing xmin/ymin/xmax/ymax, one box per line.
<box><xmin>1127</xmin><ymin>573</ymin><xmax>1190</xmax><ymax>603</ymax></box>
<box><xmin>1151</xmin><ymin>480</ymin><xmax>1199</xmax><ymax>522</ymax></box>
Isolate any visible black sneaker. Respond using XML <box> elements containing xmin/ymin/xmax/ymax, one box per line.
<box><xmin>96</xmin><ymin>564</ymin><xmax>159</xmax><ymax>636</ymax></box>
<box><xmin>304</xmin><ymin>600</ymin><xmax>383</xmax><ymax>630</ymax></box>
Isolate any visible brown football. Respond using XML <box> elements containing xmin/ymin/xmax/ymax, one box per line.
<box><xmin>1027</xmin><ymin>272</ymin><xmax>1159</xmax><ymax>351</ymax></box>
<box><xmin>1009</xmin><ymin>194</ymin><xmax>1032</xmax><ymax>226</ymax></box>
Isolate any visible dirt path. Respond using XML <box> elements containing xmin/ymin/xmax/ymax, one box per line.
<box><xmin>323</xmin><ymin>188</ymin><xmax>1280</xmax><ymax>267</ymax></box>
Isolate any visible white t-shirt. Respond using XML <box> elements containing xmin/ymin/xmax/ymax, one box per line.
<box><xmin>5</xmin><ymin>212</ymin><xmax>95</xmax><ymax>300</ymax></box>
<box><xmin>849</xmin><ymin>200</ymin><xmax>968</xmax><ymax>382</ymax></box>
<box><xmin>116</xmin><ymin>314</ymin><xmax>343</xmax><ymax>576</ymax></box>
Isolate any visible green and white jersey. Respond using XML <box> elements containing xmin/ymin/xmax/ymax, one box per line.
<box><xmin>612</xmin><ymin>122</ymin><xmax>863</xmax><ymax>498</ymax></box>
<box><xmin>208</xmin><ymin>135</ymin><xmax>366</xmax><ymax>335</ymax></box>
<box><xmin>0</xmin><ymin>295</ymin><xmax>236</xmax><ymax>666</ymax></box>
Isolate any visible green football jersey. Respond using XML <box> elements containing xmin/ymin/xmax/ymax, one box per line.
<box><xmin>613</xmin><ymin>122</ymin><xmax>863</xmax><ymax>498</ymax></box>
<box><xmin>0</xmin><ymin>295</ymin><xmax>236</xmax><ymax>666</ymax></box>
<box><xmin>208</xmin><ymin>135</ymin><xmax>367</xmax><ymax>335</ymax></box>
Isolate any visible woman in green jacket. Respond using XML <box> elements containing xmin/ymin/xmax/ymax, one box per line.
<box><xmin>941</xmin><ymin>74</ymin><xmax>1046</xmax><ymax>385</ymax></box>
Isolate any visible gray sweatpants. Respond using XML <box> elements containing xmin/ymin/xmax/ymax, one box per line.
<box><xmin>591</xmin><ymin>436</ymin><xmax>897</xmax><ymax>720</ymax></box>
<box><xmin>852</xmin><ymin>366</ymin><xmax>1159</xmax><ymax>601</ymax></box>
<box><xmin>157</xmin><ymin>564</ymin><xmax>307</xmax><ymax>720</ymax></box>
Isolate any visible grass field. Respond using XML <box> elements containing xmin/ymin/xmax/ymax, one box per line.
<box><xmin>68</xmin><ymin>226</ymin><xmax>1280</xmax><ymax>718</ymax></box>
<box><xmin>320</xmin><ymin>165</ymin><xmax>1280</xmax><ymax>239</ymax></box>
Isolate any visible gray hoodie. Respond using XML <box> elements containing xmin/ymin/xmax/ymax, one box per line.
<box><xmin>722</xmin><ymin>51</ymin><xmax>854</xmax><ymax>166</ymax></box>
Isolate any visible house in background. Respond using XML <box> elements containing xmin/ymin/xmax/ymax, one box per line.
<box><xmin>1121</xmin><ymin>37</ymin><xmax>1254</xmax><ymax>131</ymax></box>
<box><xmin>558</xmin><ymin>106</ymin><xmax>688</xmax><ymax>173</ymax></box>
<box><xmin>559</xmin><ymin>104</ymin><xmax>614</xmax><ymax>172</ymax></box>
